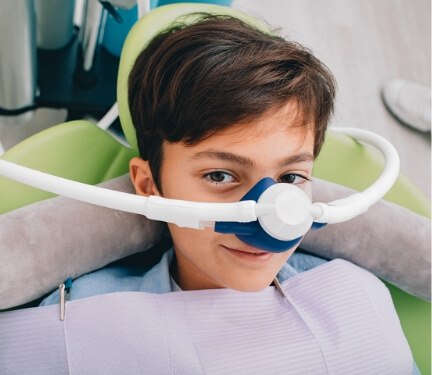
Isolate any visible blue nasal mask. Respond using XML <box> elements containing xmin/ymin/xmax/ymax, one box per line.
<box><xmin>0</xmin><ymin>128</ymin><xmax>400</xmax><ymax>254</ymax></box>
<box><xmin>215</xmin><ymin>177</ymin><xmax>323</xmax><ymax>252</ymax></box>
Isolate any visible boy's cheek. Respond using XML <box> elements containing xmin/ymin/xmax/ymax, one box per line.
<box><xmin>170</xmin><ymin>223</ymin><xmax>297</xmax><ymax>287</ymax></box>
<box><xmin>302</xmin><ymin>180</ymin><xmax>313</xmax><ymax>199</ymax></box>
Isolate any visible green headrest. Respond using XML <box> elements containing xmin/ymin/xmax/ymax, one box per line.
<box><xmin>117</xmin><ymin>3</ymin><xmax>271</xmax><ymax>150</ymax></box>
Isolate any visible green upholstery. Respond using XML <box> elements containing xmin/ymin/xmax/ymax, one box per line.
<box><xmin>0</xmin><ymin>121</ymin><xmax>137</xmax><ymax>214</ymax></box>
<box><xmin>0</xmin><ymin>3</ymin><xmax>430</xmax><ymax>373</ymax></box>
<box><xmin>315</xmin><ymin>131</ymin><xmax>431</xmax><ymax>375</ymax></box>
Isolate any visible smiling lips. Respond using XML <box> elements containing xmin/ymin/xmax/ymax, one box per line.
<box><xmin>221</xmin><ymin>245</ymin><xmax>273</xmax><ymax>261</ymax></box>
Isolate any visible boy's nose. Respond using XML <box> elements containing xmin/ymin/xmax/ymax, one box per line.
<box><xmin>215</xmin><ymin>177</ymin><xmax>314</xmax><ymax>253</ymax></box>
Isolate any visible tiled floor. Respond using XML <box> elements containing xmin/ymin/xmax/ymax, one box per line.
<box><xmin>0</xmin><ymin>0</ymin><xmax>430</xmax><ymax>197</ymax></box>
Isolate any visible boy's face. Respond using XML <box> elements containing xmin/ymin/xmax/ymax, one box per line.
<box><xmin>131</xmin><ymin>102</ymin><xmax>315</xmax><ymax>292</ymax></box>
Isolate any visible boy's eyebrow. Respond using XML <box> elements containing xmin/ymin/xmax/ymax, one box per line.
<box><xmin>192</xmin><ymin>151</ymin><xmax>255</xmax><ymax>167</ymax></box>
<box><xmin>191</xmin><ymin>151</ymin><xmax>314</xmax><ymax>167</ymax></box>
<box><xmin>277</xmin><ymin>153</ymin><xmax>314</xmax><ymax>167</ymax></box>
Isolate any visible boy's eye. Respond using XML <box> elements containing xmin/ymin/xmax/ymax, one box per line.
<box><xmin>279</xmin><ymin>173</ymin><xmax>309</xmax><ymax>185</ymax></box>
<box><xmin>204</xmin><ymin>171</ymin><xmax>236</xmax><ymax>185</ymax></box>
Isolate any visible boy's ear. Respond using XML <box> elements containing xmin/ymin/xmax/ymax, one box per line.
<box><xmin>129</xmin><ymin>157</ymin><xmax>160</xmax><ymax>197</ymax></box>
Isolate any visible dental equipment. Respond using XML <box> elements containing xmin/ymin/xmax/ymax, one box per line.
<box><xmin>0</xmin><ymin>127</ymin><xmax>399</xmax><ymax>252</ymax></box>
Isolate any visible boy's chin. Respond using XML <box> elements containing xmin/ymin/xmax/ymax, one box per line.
<box><xmin>228</xmin><ymin>278</ymin><xmax>277</xmax><ymax>293</ymax></box>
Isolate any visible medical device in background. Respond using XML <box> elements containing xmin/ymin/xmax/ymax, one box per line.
<box><xmin>0</xmin><ymin>1</ymin><xmax>37</xmax><ymax>116</ymax></box>
<box><xmin>0</xmin><ymin>0</ymin><xmax>140</xmax><ymax>120</ymax></box>
<box><xmin>0</xmin><ymin>127</ymin><xmax>400</xmax><ymax>252</ymax></box>
<box><xmin>0</xmin><ymin>1</ymin><xmax>230</xmax><ymax>120</ymax></box>
<box><xmin>36</xmin><ymin>0</ymin><xmax>76</xmax><ymax>50</ymax></box>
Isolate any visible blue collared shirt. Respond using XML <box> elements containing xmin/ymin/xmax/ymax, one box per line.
<box><xmin>40</xmin><ymin>249</ymin><xmax>327</xmax><ymax>305</ymax></box>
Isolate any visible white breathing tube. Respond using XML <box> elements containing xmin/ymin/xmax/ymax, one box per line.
<box><xmin>0</xmin><ymin>159</ymin><xmax>259</xmax><ymax>229</ymax></box>
<box><xmin>0</xmin><ymin>127</ymin><xmax>400</xmax><ymax>239</ymax></box>
<box><xmin>311</xmin><ymin>127</ymin><xmax>400</xmax><ymax>223</ymax></box>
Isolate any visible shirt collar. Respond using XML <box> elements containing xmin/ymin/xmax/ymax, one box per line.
<box><xmin>139</xmin><ymin>247</ymin><xmax>301</xmax><ymax>293</ymax></box>
<box><xmin>138</xmin><ymin>249</ymin><xmax>175</xmax><ymax>294</ymax></box>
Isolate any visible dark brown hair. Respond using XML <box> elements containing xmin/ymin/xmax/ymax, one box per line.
<box><xmin>128</xmin><ymin>14</ymin><xmax>336</xmax><ymax>189</ymax></box>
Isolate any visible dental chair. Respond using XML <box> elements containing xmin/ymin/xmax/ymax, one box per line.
<box><xmin>0</xmin><ymin>4</ymin><xmax>430</xmax><ymax>374</ymax></box>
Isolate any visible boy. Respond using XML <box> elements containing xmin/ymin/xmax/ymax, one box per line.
<box><xmin>41</xmin><ymin>14</ymin><xmax>415</xmax><ymax>373</ymax></box>
<box><xmin>127</xmin><ymin>13</ymin><xmax>335</xmax><ymax>292</ymax></box>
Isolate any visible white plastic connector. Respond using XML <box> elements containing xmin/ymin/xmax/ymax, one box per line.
<box><xmin>144</xmin><ymin>196</ymin><xmax>257</xmax><ymax>229</ymax></box>
<box><xmin>257</xmin><ymin>183</ymin><xmax>313</xmax><ymax>241</ymax></box>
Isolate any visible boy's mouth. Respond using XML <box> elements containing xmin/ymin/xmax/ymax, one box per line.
<box><xmin>220</xmin><ymin>245</ymin><xmax>272</xmax><ymax>261</ymax></box>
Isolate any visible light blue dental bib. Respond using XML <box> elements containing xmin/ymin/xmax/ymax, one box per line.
<box><xmin>0</xmin><ymin>260</ymin><xmax>412</xmax><ymax>375</ymax></box>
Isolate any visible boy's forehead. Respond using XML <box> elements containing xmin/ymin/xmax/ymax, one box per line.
<box><xmin>164</xmin><ymin>113</ymin><xmax>315</xmax><ymax>166</ymax></box>
<box><xmin>160</xmin><ymin>102</ymin><xmax>316</xmax><ymax>167</ymax></box>
<box><xmin>192</xmin><ymin>102</ymin><xmax>314</xmax><ymax>149</ymax></box>
<box><xmin>231</xmin><ymin>100</ymin><xmax>309</xmax><ymax>133</ymax></box>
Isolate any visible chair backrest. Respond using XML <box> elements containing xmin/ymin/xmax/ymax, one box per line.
<box><xmin>314</xmin><ymin>131</ymin><xmax>430</xmax><ymax>374</ymax></box>
<box><xmin>0</xmin><ymin>120</ymin><xmax>136</xmax><ymax>213</ymax></box>
<box><xmin>0</xmin><ymin>3</ymin><xmax>430</xmax><ymax>373</ymax></box>
<box><xmin>117</xmin><ymin>11</ymin><xmax>431</xmax><ymax>372</ymax></box>
<box><xmin>116</xmin><ymin>3</ymin><xmax>272</xmax><ymax>150</ymax></box>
